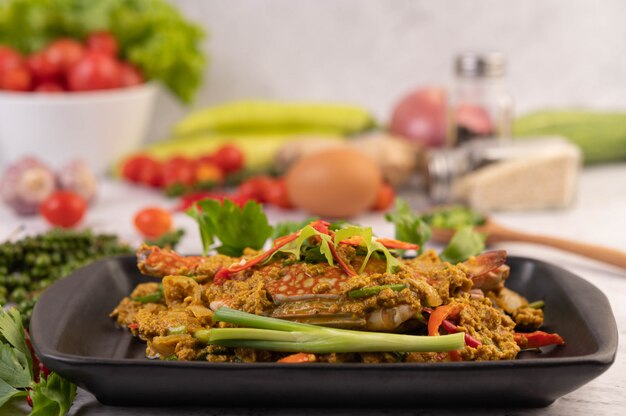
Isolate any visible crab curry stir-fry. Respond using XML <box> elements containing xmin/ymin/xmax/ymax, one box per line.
<box><xmin>111</xmin><ymin>219</ymin><xmax>564</xmax><ymax>364</ymax></box>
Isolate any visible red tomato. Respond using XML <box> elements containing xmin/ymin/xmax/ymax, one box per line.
<box><xmin>372</xmin><ymin>183</ymin><xmax>395</xmax><ymax>211</ymax></box>
<box><xmin>67</xmin><ymin>52</ymin><xmax>121</xmax><ymax>91</ymax></box>
<box><xmin>118</xmin><ymin>62</ymin><xmax>144</xmax><ymax>87</ymax></box>
<box><xmin>35</xmin><ymin>82</ymin><xmax>64</xmax><ymax>93</ymax></box>
<box><xmin>136</xmin><ymin>158</ymin><xmax>163</xmax><ymax>188</ymax></box>
<box><xmin>237</xmin><ymin>176</ymin><xmax>274</xmax><ymax>202</ymax></box>
<box><xmin>40</xmin><ymin>191</ymin><xmax>87</xmax><ymax>228</ymax></box>
<box><xmin>134</xmin><ymin>207</ymin><xmax>173</xmax><ymax>238</ymax></box>
<box><xmin>264</xmin><ymin>179</ymin><xmax>293</xmax><ymax>209</ymax></box>
<box><xmin>195</xmin><ymin>161</ymin><xmax>223</xmax><ymax>184</ymax></box>
<box><xmin>0</xmin><ymin>66</ymin><xmax>32</xmax><ymax>91</ymax></box>
<box><xmin>86</xmin><ymin>31</ymin><xmax>119</xmax><ymax>57</ymax></box>
<box><xmin>121</xmin><ymin>155</ymin><xmax>156</xmax><ymax>182</ymax></box>
<box><xmin>0</xmin><ymin>45</ymin><xmax>22</xmax><ymax>76</ymax></box>
<box><xmin>162</xmin><ymin>156</ymin><xmax>196</xmax><ymax>188</ymax></box>
<box><xmin>27</xmin><ymin>52</ymin><xmax>59</xmax><ymax>83</ymax></box>
<box><xmin>213</xmin><ymin>144</ymin><xmax>244</xmax><ymax>174</ymax></box>
<box><xmin>43</xmin><ymin>38</ymin><xmax>84</xmax><ymax>73</ymax></box>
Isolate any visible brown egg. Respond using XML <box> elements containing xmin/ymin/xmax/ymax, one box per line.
<box><xmin>285</xmin><ymin>147</ymin><xmax>383</xmax><ymax>218</ymax></box>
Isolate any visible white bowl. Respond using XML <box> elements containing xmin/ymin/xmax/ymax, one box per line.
<box><xmin>0</xmin><ymin>83</ymin><xmax>158</xmax><ymax>175</ymax></box>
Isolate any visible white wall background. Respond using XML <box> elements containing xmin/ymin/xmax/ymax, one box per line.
<box><xmin>150</xmin><ymin>0</ymin><xmax>626</xmax><ymax>140</ymax></box>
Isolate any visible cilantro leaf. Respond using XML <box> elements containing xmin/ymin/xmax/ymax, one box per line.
<box><xmin>30</xmin><ymin>372</ymin><xmax>76</xmax><ymax>416</ymax></box>
<box><xmin>187</xmin><ymin>199</ymin><xmax>273</xmax><ymax>257</ymax></box>
<box><xmin>385</xmin><ymin>199</ymin><xmax>431</xmax><ymax>254</ymax></box>
<box><xmin>439</xmin><ymin>225</ymin><xmax>486</xmax><ymax>264</ymax></box>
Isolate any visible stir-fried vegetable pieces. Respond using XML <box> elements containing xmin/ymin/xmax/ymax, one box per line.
<box><xmin>0</xmin><ymin>308</ymin><xmax>76</xmax><ymax>414</ymax></box>
<box><xmin>194</xmin><ymin>307</ymin><xmax>466</xmax><ymax>353</ymax></box>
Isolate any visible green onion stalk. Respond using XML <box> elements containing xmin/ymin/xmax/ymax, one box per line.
<box><xmin>193</xmin><ymin>307</ymin><xmax>465</xmax><ymax>354</ymax></box>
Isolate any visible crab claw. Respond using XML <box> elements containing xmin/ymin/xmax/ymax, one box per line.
<box><xmin>137</xmin><ymin>244</ymin><xmax>204</xmax><ymax>277</ymax></box>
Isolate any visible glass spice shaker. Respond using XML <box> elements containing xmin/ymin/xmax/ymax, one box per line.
<box><xmin>447</xmin><ymin>52</ymin><xmax>513</xmax><ymax>146</ymax></box>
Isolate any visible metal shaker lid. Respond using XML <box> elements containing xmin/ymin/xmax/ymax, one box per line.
<box><xmin>455</xmin><ymin>52</ymin><xmax>506</xmax><ymax>78</ymax></box>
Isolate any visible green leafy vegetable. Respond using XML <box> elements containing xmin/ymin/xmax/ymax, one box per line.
<box><xmin>0</xmin><ymin>309</ymin><xmax>32</xmax><ymax>390</ymax></box>
<box><xmin>193</xmin><ymin>307</ymin><xmax>465</xmax><ymax>354</ymax></box>
<box><xmin>385</xmin><ymin>199</ymin><xmax>431</xmax><ymax>254</ymax></box>
<box><xmin>422</xmin><ymin>205</ymin><xmax>486</xmax><ymax>229</ymax></box>
<box><xmin>30</xmin><ymin>372</ymin><xmax>76</xmax><ymax>416</ymax></box>
<box><xmin>0</xmin><ymin>308</ymin><xmax>77</xmax><ymax>414</ymax></box>
<box><xmin>439</xmin><ymin>226</ymin><xmax>486</xmax><ymax>264</ymax></box>
<box><xmin>187</xmin><ymin>199</ymin><xmax>273</xmax><ymax>257</ymax></box>
<box><xmin>0</xmin><ymin>0</ymin><xmax>206</xmax><ymax>103</ymax></box>
<box><xmin>272</xmin><ymin>217</ymin><xmax>318</xmax><ymax>240</ymax></box>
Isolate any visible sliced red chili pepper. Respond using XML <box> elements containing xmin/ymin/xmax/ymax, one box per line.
<box><xmin>448</xmin><ymin>350</ymin><xmax>463</xmax><ymax>361</ymax></box>
<box><xmin>375</xmin><ymin>238</ymin><xmax>420</xmax><ymax>250</ymax></box>
<box><xmin>214</xmin><ymin>232</ymin><xmax>300</xmax><ymax>284</ymax></box>
<box><xmin>428</xmin><ymin>304</ymin><xmax>463</xmax><ymax>336</ymax></box>
<box><xmin>441</xmin><ymin>319</ymin><xmax>482</xmax><ymax>347</ymax></box>
<box><xmin>127</xmin><ymin>323</ymin><xmax>139</xmax><ymax>329</ymax></box>
<box><xmin>514</xmin><ymin>331</ymin><xmax>565</xmax><ymax>349</ymax></box>
<box><xmin>328</xmin><ymin>240</ymin><xmax>357</xmax><ymax>277</ymax></box>
<box><xmin>277</xmin><ymin>352</ymin><xmax>316</xmax><ymax>363</ymax></box>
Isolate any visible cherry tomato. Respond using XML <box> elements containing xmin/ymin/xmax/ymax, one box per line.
<box><xmin>237</xmin><ymin>176</ymin><xmax>273</xmax><ymax>202</ymax></box>
<box><xmin>372</xmin><ymin>183</ymin><xmax>395</xmax><ymax>211</ymax></box>
<box><xmin>162</xmin><ymin>156</ymin><xmax>196</xmax><ymax>188</ymax></box>
<box><xmin>86</xmin><ymin>31</ymin><xmax>118</xmax><ymax>57</ymax></box>
<box><xmin>118</xmin><ymin>62</ymin><xmax>144</xmax><ymax>87</ymax></box>
<box><xmin>26</xmin><ymin>52</ymin><xmax>58</xmax><ymax>83</ymax></box>
<box><xmin>40</xmin><ymin>191</ymin><xmax>87</xmax><ymax>228</ymax></box>
<box><xmin>0</xmin><ymin>66</ymin><xmax>32</xmax><ymax>91</ymax></box>
<box><xmin>35</xmin><ymin>82</ymin><xmax>64</xmax><ymax>93</ymax></box>
<box><xmin>264</xmin><ymin>179</ymin><xmax>293</xmax><ymax>209</ymax></box>
<box><xmin>0</xmin><ymin>45</ymin><xmax>22</xmax><ymax>76</ymax></box>
<box><xmin>121</xmin><ymin>155</ymin><xmax>156</xmax><ymax>182</ymax></box>
<box><xmin>136</xmin><ymin>158</ymin><xmax>163</xmax><ymax>188</ymax></box>
<box><xmin>134</xmin><ymin>207</ymin><xmax>173</xmax><ymax>238</ymax></box>
<box><xmin>213</xmin><ymin>144</ymin><xmax>244</xmax><ymax>174</ymax></box>
<box><xmin>43</xmin><ymin>38</ymin><xmax>84</xmax><ymax>74</ymax></box>
<box><xmin>195</xmin><ymin>161</ymin><xmax>223</xmax><ymax>184</ymax></box>
<box><xmin>67</xmin><ymin>52</ymin><xmax>121</xmax><ymax>91</ymax></box>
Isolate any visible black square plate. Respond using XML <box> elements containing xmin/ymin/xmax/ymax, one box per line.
<box><xmin>30</xmin><ymin>256</ymin><xmax>617</xmax><ymax>408</ymax></box>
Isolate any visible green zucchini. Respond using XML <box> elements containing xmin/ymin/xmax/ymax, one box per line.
<box><xmin>514</xmin><ymin>110</ymin><xmax>626</xmax><ymax>164</ymax></box>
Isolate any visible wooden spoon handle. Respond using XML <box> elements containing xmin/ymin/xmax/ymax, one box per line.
<box><xmin>489</xmin><ymin>225</ymin><xmax>626</xmax><ymax>270</ymax></box>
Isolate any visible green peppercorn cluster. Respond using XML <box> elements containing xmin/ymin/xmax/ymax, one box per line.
<box><xmin>0</xmin><ymin>229</ymin><xmax>132</xmax><ymax>324</ymax></box>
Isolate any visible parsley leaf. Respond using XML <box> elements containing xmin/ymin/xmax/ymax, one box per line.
<box><xmin>187</xmin><ymin>199</ymin><xmax>273</xmax><ymax>257</ymax></box>
<box><xmin>30</xmin><ymin>372</ymin><xmax>76</xmax><ymax>416</ymax></box>
<box><xmin>385</xmin><ymin>199</ymin><xmax>431</xmax><ymax>254</ymax></box>
<box><xmin>272</xmin><ymin>217</ymin><xmax>318</xmax><ymax>239</ymax></box>
<box><xmin>440</xmin><ymin>225</ymin><xmax>486</xmax><ymax>264</ymax></box>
